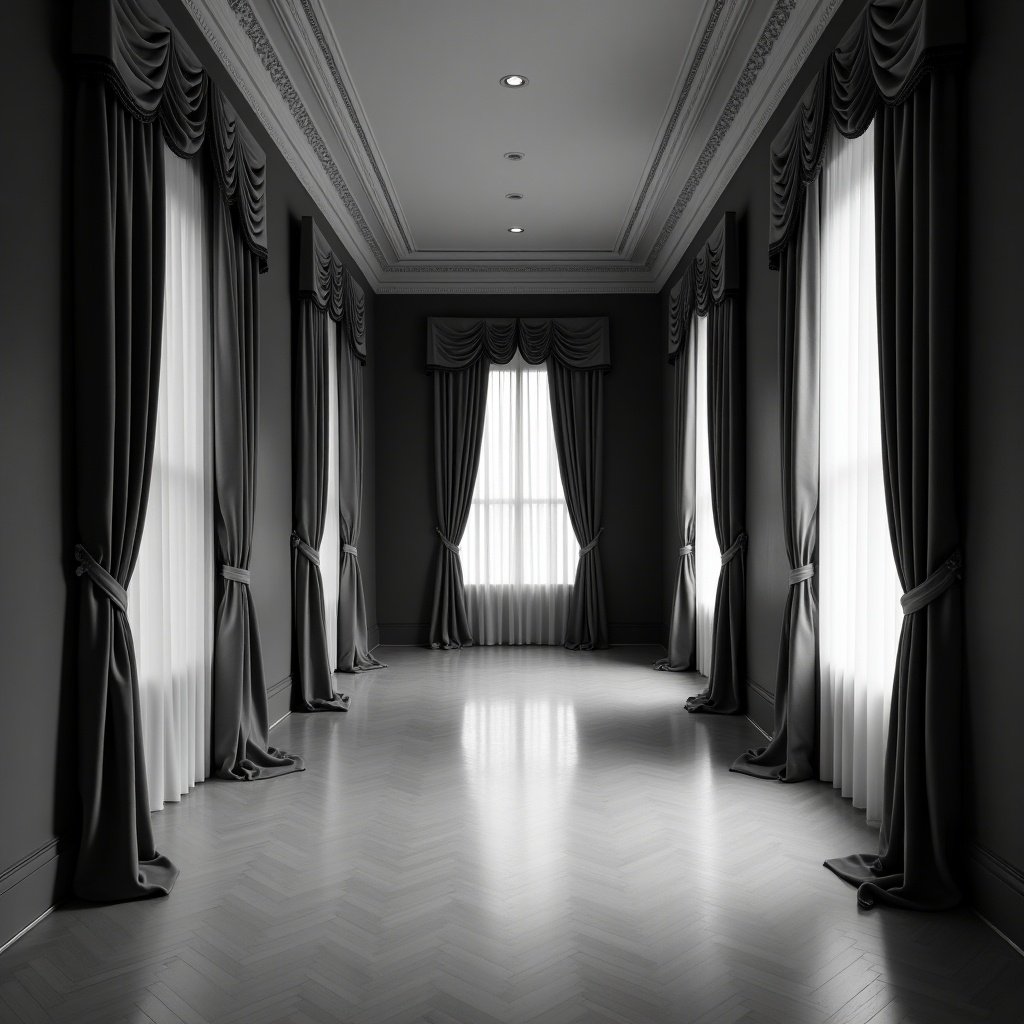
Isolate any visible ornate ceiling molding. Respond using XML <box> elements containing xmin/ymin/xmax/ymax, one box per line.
<box><xmin>182</xmin><ymin>0</ymin><xmax>844</xmax><ymax>293</ymax></box>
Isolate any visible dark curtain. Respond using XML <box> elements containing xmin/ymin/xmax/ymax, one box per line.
<box><xmin>72</xmin><ymin>75</ymin><xmax>178</xmax><ymax>901</ymax></box>
<box><xmin>429</xmin><ymin>360</ymin><xmax>490</xmax><ymax>648</ymax></box>
<box><xmin>211</xmin><ymin>197</ymin><xmax>303</xmax><ymax>780</ymax></box>
<box><xmin>733</xmin><ymin>177</ymin><xmax>820</xmax><ymax>781</ymax></box>
<box><xmin>337</xmin><ymin>318</ymin><xmax>385</xmax><ymax>671</ymax></box>
<box><xmin>686</xmin><ymin>297</ymin><xmax>746</xmax><ymax>713</ymax></box>
<box><xmin>656</xmin><ymin>281</ymin><xmax>696</xmax><ymax>671</ymax></box>
<box><xmin>291</xmin><ymin>300</ymin><xmax>348</xmax><ymax>711</ymax></box>
<box><xmin>825</xmin><ymin>70</ymin><xmax>963</xmax><ymax>910</ymax></box>
<box><xmin>548</xmin><ymin>362</ymin><xmax>607</xmax><ymax>650</ymax></box>
<box><xmin>426</xmin><ymin>317</ymin><xmax>611</xmax><ymax>649</ymax></box>
<box><xmin>762</xmin><ymin>0</ymin><xmax>964</xmax><ymax>907</ymax></box>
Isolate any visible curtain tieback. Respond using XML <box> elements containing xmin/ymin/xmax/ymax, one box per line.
<box><xmin>679</xmin><ymin>544</ymin><xmax>693</xmax><ymax>557</ymax></box>
<box><xmin>720</xmin><ymin>533</ymin><xmax>747</xmax><ymax>566</ymax></box>
<box><xmin>343</xmin><ymin>544</ymin><xmax>358</xmax><ymax>557</ymax></box>
<box><xmin>901</xmin><ymin>551</ymin><xmax>962</xmax><ymax>615</ymax></box>
<box><xmin>580</xmin><ymin>527</ymin><xmax>604</xmax><ymax>556</ymax></box>
<box><xmin>788</xmin><ymin>562</ymin><xmax>815</xmax><ymax>585</ymax></box>
<box><xmin>220</xmin><ymin>564</ymin><xmax>252</xmax><ymax>585</ymax></box>
<box><xmin>74</xmin><ymin>544</ymin><xmax>128</xmax><ymax>615</ymax></box>
<box><xmin>291</xmin><ymin>532</ymin><xmax>320</xmax><ymax>567</ymax></box>
<box><xmin>436</xmin><ymin>527</ymin><xmax>460</xmax><ymax>555</ymax></box>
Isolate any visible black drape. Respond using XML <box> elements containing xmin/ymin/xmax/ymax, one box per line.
<box><xmin>733</xmin><ymin>179</ymin><xmax>820</xmax><ymax>781</ymax></box>
<box><xmin>762</xmin><ymin>0</ymin><xmax>964</xmax><ymax>908</ymax></box>
<box><xmin>211</xmin><ymin>199</ymin><xmax>303</xmax><ymax>780</ymax></box>
<box><xmin>429</xmin><ymin>360</ymin><xmax>490</xmax><ymax>649</ymax></box>
<box><xmin>72</xmin><ymin>75</ymin><xmax>178</xmax><ymax>901</ymax></box>
<box><xmin>291</xmin><ymin>299</ymin><xmax>348</xmax><ymax>711</ymax></box>
<box><xmin>655</xmin><ymin>298</ymin><xmax>696</xmax><ymax>671</ymax></box>
<box><xmin>548</xmin><ymin>362</ymin><xmax>607</xmax><ymax>650</ymax></box>
<box><xmin>426</xmin><ymin>317</ymin><xmax>611</xmax><ymax>649</ymax></box>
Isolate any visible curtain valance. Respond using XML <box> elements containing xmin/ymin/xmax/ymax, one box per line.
<box><xmin>768</xmin><ymin>0</ymin><xmax>964</xmax><ymax>269</ymax></box>
<box><xmin>298</xmin><ymin>216</ymin><xmax>367</xmax><ymax>361</ymax></box>
<box><xmin>666</xmin><ymin>213</ymin><xmax>739</xmax><ymax>362</ymax></box>
<box><xmin>427</xmin><ymin>317</ymin><xmax>610</xmax><ymax>371</ymax></box>
<box><xmin>72</xmin><ymin>0</ymin><xmax>268</xmax><ymax>270</ymax></box>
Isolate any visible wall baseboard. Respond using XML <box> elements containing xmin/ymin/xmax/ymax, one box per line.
<box><xmin>744</xmin><ymin>677</ymin><xmax>775</xmax><ymax>738</ymax></box>
<box><xmin>0</xmin><ymin>838</ymin><xmax>70</xmax><ymax>956</ymax></box>
<box><xmin>970</xmin><ymin>844</ymin><xmax>1024</xmax><ymax>955</ymax></box>
<box><xmin>267</xmin><ymin>675</ymin><xmax>292</xmax><ymax>730</ymax></box>
<box><xmin>367</xmin><ymin>623</ymin><xmax>381</xmax><ymax>652</ymax></box>
<box><xmin>378</xmin><ymin>623</ymin><xmax>429</xmax><ymax>646</ymax></box>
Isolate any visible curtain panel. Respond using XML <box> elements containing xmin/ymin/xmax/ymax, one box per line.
<box><xmin>762</xmin><ymin>0</ymin><xmax>965</xmax><ymax>910</ymax></box>
<box><xmin>658</xmin><ymin>211</ymin><xmax>740</xmax><ymax>672</ymax></box>
<box><xmin>426</xmin><ymin>318</ymin><xmax>610</xmax><ymax>650</ymax></box>
<box><xmin>294</xmin><ymin>217</ymin><xmax>382</xmax><ymax>682</ymax></box>
<box><xmin>664</xmin><ymin>214</ymin><xmax>747</xmax><ymax>712</ymax></box>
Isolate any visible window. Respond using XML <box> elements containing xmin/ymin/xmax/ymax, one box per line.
<box><xmin>693</xmin><ymin>313</ymin><xmax>718</xmax><ymax>676</ymax></box>
<box><xmin>817</xmin><ymin>122</ymin><xmax>903</xmax><ymax>824</ymax></box>
<box><xmin>461</xmin><ymin>352</ymin><xmax>578</xmax><ymax>644</ymax></box>
<box><xmin>320</xmin><ymin>317</ymin><xmax>341</xmax><ymax>672</ymax></box>
<box><xmin>127</xmin><ymin>147</ymin><xmax>214</xmax><ymax>812</ymax></box>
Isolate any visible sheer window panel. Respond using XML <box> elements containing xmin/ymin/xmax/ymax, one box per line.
<box><xmin>462</xmin><ymin>352</ymin><xmax>578</xmax><ymax>644</ymax></box>
<box><xmin>693</xmin><ymin>314</ymin><xmax>717</xmax><ymax>677</ymax></box>
<box><xmin>818</xmin><ymin>121</ymin><xmax>903</xmax><ymax>826</ymax></box>
<box><xmin>320</xmin><ymin>317</ymin><xmax>342</xmax><ymax>671</ymax></box>
<box><xmin>127</xmin><ymin>146</ymin><xmax>213</xmax><ymax>812</ymax></box>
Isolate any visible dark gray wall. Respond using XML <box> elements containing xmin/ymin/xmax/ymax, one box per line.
<box><xmin>374</xmin><ymin>293</ymin><xmax>663</xmax><ymax>644</ymax></box>
<box><xmin>0</xmin><ymin>0</ymin><xmax>378</xmax><ymax>948</ymax></box>
<box><xmin>658</xmin><ymin>0</ymin><xmax>1024</xmax><ymax>950</ymax></box>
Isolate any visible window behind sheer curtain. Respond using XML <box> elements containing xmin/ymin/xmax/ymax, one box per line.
<box><xmin>818</xmin><ymin>122</ymin><xmax>903</xmax><ymax>825</ymax></box>
<box><xmin>128</xmin><ymin>147</ymin><xmax>214</xmax><ymax>812</ymax></box>
<box><xmin>320</xmin><ymin>318</ymin><xmax>341</xmax><ymax>672</ymax></box>
<box><xmin>693</xmin><ymin>314</ymin><xmax>717</xmax><ymax>676</ymax></box>
<box><xmin>462</xmin><ymin>352</ymin><xmax>578</xmax><ymax>644</ymax></box>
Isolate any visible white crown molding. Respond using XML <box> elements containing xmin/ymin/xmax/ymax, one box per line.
<box><xmin>183</xmin><ymin>0</ymin><xmax>845</xmax><ymax>294</ymax></box>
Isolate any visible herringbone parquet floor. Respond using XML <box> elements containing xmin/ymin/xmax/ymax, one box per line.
<box><xmin>2</xmin><ymin>646</ymin><xmax>1023</xmax><ymax>1024</ymax></box>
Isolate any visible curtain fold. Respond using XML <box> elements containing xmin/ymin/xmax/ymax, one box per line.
<box><xmin>291</xmin><ymin>300</ymin><xmax>348</xmax><ymax>711</ymax></box>
<box><xmin>686</xmin><ymin>296</ymin><xmax>746</xmax><ymax>714</ymax></box>
<box><xmin>548</xmin><ymin>361</ymin><xmax>607</xmax><ymax>650</ymax></box>
<box><xmin>825</xmin><ymin>69</ymin><xmax>963</xmax><ymax>911</ymax></box>
<box><xmin>336</xmin><ymin>321</ymin><xmax>385</xmax><ymax>671</ymax></box>
<box><xmin>655</xmin><ymin>301</ymin><xmax>696</xmax><ymax>672</ymax></box>
<box><xmin>732</xmin><ymin>177</ymin><xmax>821</xmax><ymax>781</ymax></box>
<box><xmin>72</xmin><ymin>75</ymin><xmax>178</xmax><ymax>900</ymax></box>
<box><xmin>429</xmin><ymin>361</ymin><xmax>491</xmax><ymax>649</ymax></box>
<box><xmin>211</xmin><ymin>196</ymin><xmax>303</xmax><ymax>779</ymax></box>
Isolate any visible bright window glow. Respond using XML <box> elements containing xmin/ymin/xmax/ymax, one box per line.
<box><xmin>818</xmin><ymin>121</ymin><xmax>903</xmax><ymax>825</ymax></box>
<box><xmin>693</xmin><ymin>313</ymin><xmax>718</xmax><ymax>676</ymax></box>
<box><xmin>320</xmin><ymin>318</ymin><xmax>341</xmax><ymax>671</ymax></box>
<box><xmin>128</xmin><ymin>147</ymin><xmax>214</xmax><ymax>812</ymax></box>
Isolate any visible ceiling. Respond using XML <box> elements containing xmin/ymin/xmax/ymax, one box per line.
<box><xmin>184</xmin><ymin>0</ymin><xmax>842</xmax><ymax>292</ymax></box>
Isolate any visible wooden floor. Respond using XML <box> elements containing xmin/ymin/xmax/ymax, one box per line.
<box><xmin>2</xmin><ymin>646</ymin><xmax>1023</xmax><ymax>1024</ymax></box>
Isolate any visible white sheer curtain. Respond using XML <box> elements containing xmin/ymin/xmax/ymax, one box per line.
<box><xmin>818</xmin><ymin>122</ymin><xmax>903</xmax><ymax>825</ymax></box>
<box><xmin>693</xmin><ymin>314</ymin><xmax>717</xmax><ymax>676</ymax></box>
<box><xmin>128</xmin><ymin>147</ymin><xmax>213</xmax><ymax>812</ymax></box>
<box><xmin>462</xmin><ymin>351</ymin><xmax>578</xmax><ymax>644</ymax></box>
<box><xmin>320</xmin><ymin>317</ymin><xmax>341</xmax><ymax>672</ymax></box>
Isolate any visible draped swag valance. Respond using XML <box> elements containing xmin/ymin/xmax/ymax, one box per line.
<box><xmin>72</xmin><ymin>0</ymin><xmax>269</xmax><ymax>270</ymax></box>
<box><xmin>666</xmin><ymin>213</ymin><xmax>739</xmax><ymax>362</ymax></box>
<box><xmin>298</xmin><ymin>217</ymin><xmax>367</xmax><ymax>361</ymax></box>
<box><xmin>767</xmin><ymin>0</ymin><xmax>964</xmax><ymax>269</ymax></box>
<box><xmin>427</xmin><ymin>317</ymin><xmax>611</xmax><ymax>371</ymax></box>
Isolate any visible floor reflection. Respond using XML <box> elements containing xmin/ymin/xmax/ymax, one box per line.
<box><xmin>461</xmin><ymin>698</ymin><xmax>578</xmax><ymax>918</ymax></box>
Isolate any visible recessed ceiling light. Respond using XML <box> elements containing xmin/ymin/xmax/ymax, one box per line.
<box><xmin>500</xmin><ymin>74</ymin><xmax>529</xmax><ymax>88</ymax></box>
<box><xmin>505</xmin><ymin>192</ymin><xmax>524</xmax><ymax>200</ymax></box>
<box><xmin>503</xmin><ymin>151</ymin><xmax>525</xmax><ymax>161</ymax></box>
<box><xmin>508</xmin><ymin>226</ymin><xmax>525</xmax><ymax>234</ymax></box>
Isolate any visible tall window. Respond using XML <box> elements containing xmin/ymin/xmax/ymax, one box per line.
<box><xmin>818</xmin><ymin>122</ymin><xmax>903</xmax><ymax>824</ymax></box>
<box><xmin>462</xmin><ymin>352</ymin><xmax>578</xmax><ymax>645</ymax></box>
<box><xmin>320</xmin><ymin>318</ymin><xmax>341</xmax><ymax>672</ymax></box>
<box><xmin>128</xmin><ymin>147</ymin><xmax>214</xmax><ymax>812</ymax></box>
<box><xmin>693</xmin><ymin>314</ymin><xmax>717</xmax><ymax>676</ymax></box>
